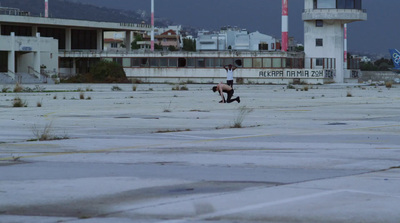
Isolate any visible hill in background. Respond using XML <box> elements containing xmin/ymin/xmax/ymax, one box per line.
<box><xmin>0</xmin><ymin>0</ymin><xmax>171</xmax><ymax>26</ymax></box>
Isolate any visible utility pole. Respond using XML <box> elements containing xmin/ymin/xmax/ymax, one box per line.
<box><xmin>45</xmin><ymin>0</ymin><xmax>49</xmax><ymax>18</ymax></box>
<box><xmin>151</xmin><ymin>0</ymin><xmax>155</xmax><ymax>51</ymax></box>
<box><xmin>281</xmin><ymin>0</ymin><xmax>288</xmax><ymax>52</ymax></box>
<box><xmin>344</xmin><ymin>24</ymin><xmax>348</xmax><ymax>69</ymax></box>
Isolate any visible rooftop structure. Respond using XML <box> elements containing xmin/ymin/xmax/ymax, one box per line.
<box><xmin>196</xmin><ymin>28</ymin><xmax>281</xmax><ymax>52</ymax></box>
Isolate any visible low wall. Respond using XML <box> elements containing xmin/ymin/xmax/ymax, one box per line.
<box><xmin>125</xmin><ymin>68</ymin><xmax>333</xmax><ymax>85</ymax></box>
<box><xmin>361</xmin><ymin>71</ymin><xmax>399</xmax><ymax>82</ymax></box>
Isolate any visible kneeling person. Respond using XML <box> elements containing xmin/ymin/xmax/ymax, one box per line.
<box><xmin>212</xmin><ymin>82</ymin><xmax>240</xmax><ymax>103</ymax></box>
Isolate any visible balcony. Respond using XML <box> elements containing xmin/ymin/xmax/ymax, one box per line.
<box><xmin>302</xmin><ymin>9</ymin><xmax>367</xmax><ymax>22</ymax></box>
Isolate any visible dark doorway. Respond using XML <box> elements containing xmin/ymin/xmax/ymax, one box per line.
<box><xmin>0</xmin><ymin>51</ymin><xmax>8</xmax><ymax>72</ymax></box>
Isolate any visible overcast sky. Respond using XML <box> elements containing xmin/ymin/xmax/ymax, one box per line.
<box><xmin>73</xmin><ymin>0</ymin><xmax>398</xmax><ymax>56</ymax></box>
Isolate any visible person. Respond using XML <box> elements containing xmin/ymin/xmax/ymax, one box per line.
<box><xmin>212</xmin><ymin>82</ymin><xmax>240</xmax><ymax>103</ymax></box>
<box><xmin>223</xmin><ymin>64</ymin><xmax>237</xmax><ymax>88</ymax></box>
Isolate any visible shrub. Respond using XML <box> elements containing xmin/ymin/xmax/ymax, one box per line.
<box><xmin>386</xmin><ymin>81</ymin><xmax>393</xmax><ymax>89</ymax></box>
<box><xmin>63</xmin><ymin>60</ymin><xmax>129</xmax><ymax>83</ymax></box>
<box><xmin>90</xmin><ymin>60</ymin><xmax>129</xmax><ymax>83</ymax></box>
<box><xmin>172</xmin><ymin>85</ymin><xmax>189</xmax><ymax>91</ymax></box>
<box><xmin>79</xmin><ymin>92</ymin><xmax>85</xmax><ymax>99</ymax></box>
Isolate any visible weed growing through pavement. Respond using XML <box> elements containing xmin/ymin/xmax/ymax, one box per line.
<box><xmin>112</xmin><ymin>85</ymin><xmax>122</xmax><ymax>91</ymax></box>
<box><xmin>232</xmin><ymin>106</ymin><xmax>254</xmax><ymax>128</ymax></box>
<box><xmin>13</xmin><ymin>83</ymin><xmax>23</xmax><ymax>92</ymax></box>
<box><xmin>287</xmin><ymin>84</ymin><xmax>296</xmax><ymax>89</ymax></box>
<box><xmin>32</xmin><ymin>122</ymin><xmax>53</xmax><ymax>141</ymax></box>
<box><xmin>31</xmin><ymin>122</ymin><xmax>69</xmax><ymax>141</ymax></box>
<box><xmin>132</xmin><ymin>85</ymin><xmax>137</xmax><ymax>91</ymax></box>
<box><xmin>172</xmin><ymin>85</ymin><xmax>189</xmax><ymax>91</ymax></box>
<box><xmin>155</xmin><ymin>129</ymin><xmax>191</xmax><ymax>133</ymax></box>
<box><xmin>13</xmin><ymin>96</ymin><xmax>28</xmax><ymax>107</ymax></box>
<box><xmin>346</xmin><ymin>91</ymin><xmax>352</xmax><ymax>97</ymax></box>
<box><xmin>79</xmin><ymin>91</ymin><xmax>85</xmax><ymax>100</ymax></box>
<box><xmin>37</xmin><ymin>98</ymin><xmax>43</xmax><ymax>107</ymax></box>
<box><xmin>163</xmin><ymin>100</ymin><xmax>172</xmax><ymax>112</ymax></box>
<box><xmin>386</xmin><ymin>81</ymin><xmax>392</xmax><ymax>89</ymax></box>
<box><xmin>2</xmin><ymin>86</ymin><xmax>10</xmax><ymax>93</ymax></box>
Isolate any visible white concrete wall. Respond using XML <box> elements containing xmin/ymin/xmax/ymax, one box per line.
<box><xmin>17</xmin><ymin>53</ymin><xmax>34</xmax><ymax>73</ymax></box>
<box><xmin>0</xmin><ymin>35</ymin><xmax>58</xmax><ymax>76</ymax></box>
<box><xmin>304</xmin><ymin>20</ymin><xmax>344</xmax><ymax>82</ymax></box>
<box><xmin>40</xmin><ymin>40</ymin><xmax>59</xmax><ymax>74</ymax></box>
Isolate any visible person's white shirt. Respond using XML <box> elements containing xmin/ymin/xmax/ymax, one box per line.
<box><xmin>227</xmin><ymin>69</ymin><xmax>234</xmax><ymax>81</ymax></box>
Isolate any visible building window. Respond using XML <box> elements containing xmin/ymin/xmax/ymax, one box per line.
<box><xmin>316</xmin><ymin>0</ymin><xmax>335</xmax><ymax>9</ymax></box>
<box><xmin>272</xmin><ymin>58</ymin><xmax>282</xmax><ymax>68</ymax></box>
<box><xmin>316</xmin><ymin>0</ymin><xmax>362</xmax><ymax>9</ymax></box>
<box><xmin>316</xmin><ymin>38</ymin><xmax>323</xmax><ymax>47</ymax></box>
<box><xmin>316</xmin><ymin>58</ymin><xmax>324</xmax><ymax>66</ymax></box>
<box><xmin>253</xmin><ymin>58</ymin><xmax>262</xmax><ymax>68</ymax></box>
<box><xmin>259</xmin><ymin>43</ymin><xmax>269</xmax><ymax>51</ymax></box>
<box><xmin>316</xmin><ymin>20</ymin><xmax>323</xmax><ymax>27</ymax></box>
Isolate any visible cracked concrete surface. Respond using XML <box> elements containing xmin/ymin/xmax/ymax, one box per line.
<box><xmin>0</xmin><ymin>83</ymin><xmax>400</xmax><ymax>222</ymax></box>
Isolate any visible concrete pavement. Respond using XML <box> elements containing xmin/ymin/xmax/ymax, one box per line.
<box><xmin>0</xmin><ymin>83</ymin><xmax>399</xmax><ymax>222</ymax></box>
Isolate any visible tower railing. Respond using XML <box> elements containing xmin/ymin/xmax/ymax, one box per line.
<box><xmin>303</xmin><ymin>9</ymin><xmax>367</xmax><ymax>13</ymax></box>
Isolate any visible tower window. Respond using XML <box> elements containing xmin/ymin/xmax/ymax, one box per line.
<box><xmin>316</xmin><ymin>20</ymin><xmax>324</xmax><ymax>27</ymax></box>
<box><xmin>316</xmin><ymin>58</ymin><xmax>324</xmax><ymax>66</ymax></box>
<box><xmin>316</xmin><ymin>39</ymin><xmax>323</xmax><ymax>47</ymax></box>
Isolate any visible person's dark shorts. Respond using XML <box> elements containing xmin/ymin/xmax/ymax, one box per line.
<box><xmin>227</xmin><ymin>80</ymin><xmax>233</xmax><ymax>87</ymax></box>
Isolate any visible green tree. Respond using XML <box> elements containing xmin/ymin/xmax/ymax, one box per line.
<box><xmin>360</xmin><ymin>62</ymin><xmax>377</xmax><ymax>71</ymax></box>
<box><xmin>168</xmin><ymin>45</ymin><xmax>177</xmax><ymax>51</ymax></box>
<box><xmin>182</xmin><ymin>38</ymin><xmax>196</xmax><ymax>52</ymax></box>
<box><xmin>131</xmin><ymin>35</ymin><xmax>143</xmax><ymax>50</ymax></box>
<box><xmin>360</xmin><ymin>58</ymin><xmax>394</xmax><ymax>71</ymax></box>
<box><xmin>295</xmin><ymin>46</ymin><xmax>304</xmax><ymax>52</ymax></box>
<box><xmin>155</xmin><ymin>44</ymin><xmax>163</xmax><ymax>50</ymax></box>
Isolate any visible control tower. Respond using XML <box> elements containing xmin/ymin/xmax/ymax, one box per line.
<box><xmin>302</xmin><ymin>0</ymin><xmax>367</xmax><ymax>83</ymax></box>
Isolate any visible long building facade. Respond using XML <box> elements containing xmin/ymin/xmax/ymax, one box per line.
<box><xmin>0</xmin><ymin>1</ymin><xmax>366</xmax><ymax>84</ymax></box>
<box><xmin>0</xmin><ymin>9</ymin><xmax>150</xmax><ymax>83</ymax></box>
